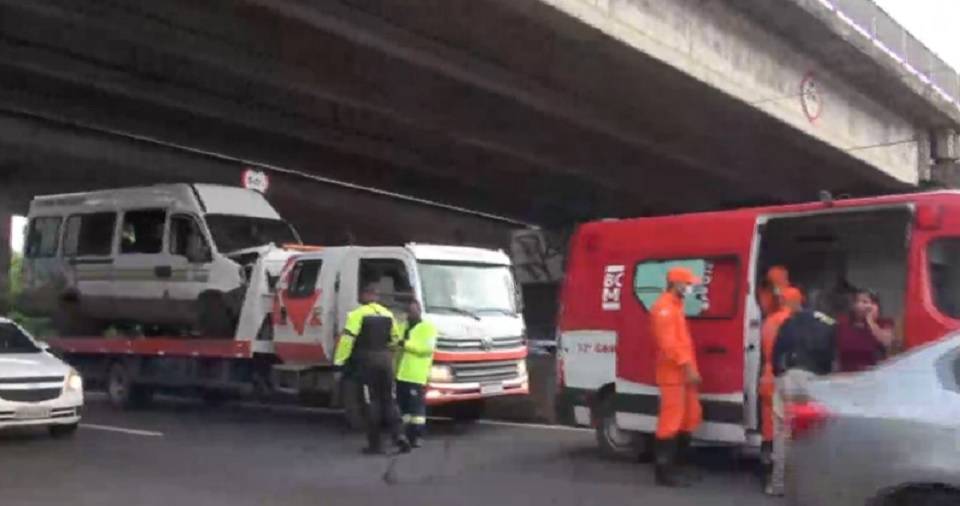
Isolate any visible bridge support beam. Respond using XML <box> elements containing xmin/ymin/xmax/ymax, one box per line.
<box><xmin>931</xmin><ymin>130</ymin><xmax>960</xmax><ymax>187</ymax></box>
<box><xmin>0</xmin><ymin>208</ymin><xmax>11</xmax><ymax>316</ymax></box>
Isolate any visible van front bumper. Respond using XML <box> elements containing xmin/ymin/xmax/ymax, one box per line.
<box><xmin>425</xmin><ymin>375</ymin><xmax>529</xmax><ymax>405</ymax></box>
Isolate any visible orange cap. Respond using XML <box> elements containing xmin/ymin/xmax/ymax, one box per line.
<box><xmin>767</xmin><ymin>266</ymin><xmax>790</xmax><ymax>287</ymax></box>
<box><xmin>780</xmin><ymin>286</ymin><xmax>803</xmax><ymax>304</ymax></box>
<box><xmin>666</xmin><ymin>267</ymin><xmax>700</xmax><ymax>285</ymax></box>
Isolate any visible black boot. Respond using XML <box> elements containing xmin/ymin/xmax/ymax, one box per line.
<box><xmin>654</xmin><ymin>438</ymin><xmax>689</xmax><ymax>488</ymax></box>
<box><xmin>760</xmin><ymin>441</ymin><xmax>773</xmax><ymax>480</ymax></box>
<box><xmin>362</xmin><ymin>430</ymin><xmax>385</xmax><ymax>455</ymax></box>
<box><xmin>676</xmin><ymin>432</ymin><xmax>702</xmax><ymax>482</ymax></box>
<box><xmin>406</xmin><ymin>424</ymin><xmax>422</xmax><ymax>448</ymax></box>
<box><xmin>393</xmin><ymin>433</ymin><xmax>412</xmax><ymax>454</ymax></box>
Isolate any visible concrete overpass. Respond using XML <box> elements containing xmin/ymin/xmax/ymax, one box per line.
<box><xmin>2</xmin><ymin>0</ymin><xmax>960</xmax><ymax>312</ymax></box>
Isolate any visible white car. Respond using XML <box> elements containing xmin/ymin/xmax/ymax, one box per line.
<box><xmin>0</xmin><ymin>317</ymin><xmax>83</xmax><ymax>437</ymax></box>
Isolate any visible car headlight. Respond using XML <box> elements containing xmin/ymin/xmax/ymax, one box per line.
<box><xmin>430</xmin><ymin>365</ymin><xmax>453</xmax><ymax>383</ymax></box>
<box><xmin>517</xmin><ymin>359</ymin><xmax>527</xmax><ymax>377</ymax></box>
<box><xmin>66</xmin><ymin>369</ymin><xmax>83</xmax><ymax>392</ymax></box>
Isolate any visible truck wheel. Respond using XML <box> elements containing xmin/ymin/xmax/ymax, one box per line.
<box><xmin>450</xmin><ymin>400</ymin><xmax>485</xmax><ymax>422</ymax></box>
<box><xmin>595</xmin><ymin>394</ymin><xmax>644</xmax><ymax>460</ymax></box>
<box><xmin>340</xmin><ymin>378</ymin><xmax>365</xmax><ymax>431</ymax></box>
<box><xmin>107</xmin><ymin>362</ymin><xmax>153</xmax><ymax>410</ymax></box>
<box><xmin>49</xmin><ymin>423</ymin><xmax>79</xmax><ymax>439</ymax></box>
<box><xmin>197</xmin><ymin>293</ymin><xmax>235</xmax><ymax>338</ymax></box>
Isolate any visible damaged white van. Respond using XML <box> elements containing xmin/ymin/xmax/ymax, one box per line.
<box><xmin>18</xmin><ymin>184</ymin><xmax>301</xmax><ymax>336</ymax></box>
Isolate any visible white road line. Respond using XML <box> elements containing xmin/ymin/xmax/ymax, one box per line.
<box><xmin>80</xmin><ymin>423</ymin><xmax>164</xmax><ymax>437</ymax></box>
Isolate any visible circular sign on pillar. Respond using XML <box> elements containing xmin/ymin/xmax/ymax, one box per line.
<box><xmin>242</xmin><ymin>168</ymin><xmax>270</xmax><ymax>193</ymax></box>
<box><xmin>800</xmin><ymin>72</ymin><xmax>823</xmax><ymax>123</ymax></box>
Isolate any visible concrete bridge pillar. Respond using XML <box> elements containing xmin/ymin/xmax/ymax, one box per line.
<box><xmin>931</xmin><ymin>130</ymin><xmax>960</xmax><ymax>187</ymax></box>
<box><xmin>0</xmin><ymin>209</ymin><xmax>11</xmax><ymax>316</ymax></box>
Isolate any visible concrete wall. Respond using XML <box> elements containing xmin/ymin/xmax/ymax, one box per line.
<box><xmin>540</xmin><ymin>0</ymin><xmax>923</xmax><ymax>184</ymax></box>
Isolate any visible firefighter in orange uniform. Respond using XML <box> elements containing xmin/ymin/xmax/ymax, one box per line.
<box><xmin>759</xmin><ymin>286</ymin><xmax>803</xmax><ymax>477</ymax></box>
<box><xmin>758</xmin><ymin>266</ymin><xmax>791</xmax><ymax>317</ymax></box>
<box><xmin>650</xmin><ymin>267</ymin><xmax>702</xmax><ymax>488</ymax></box>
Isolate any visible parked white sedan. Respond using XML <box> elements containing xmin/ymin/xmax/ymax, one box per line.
<box><xmin>0</xmin><ymin>317</ymin><xmax>82</xmax><ymax>437</ymax></box>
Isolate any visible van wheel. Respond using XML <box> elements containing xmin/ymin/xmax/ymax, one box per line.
<box><xmin>197</xmin><ymin>293</ymin><xmax>235</xmax><ymax>338</ymax></box>
<box><xmin>49</xmin><ymin>423</ymin><xmax>79</xmax><ymax>438</ymax></box>
<box><xmin>339</xmin><ymin>377</ymin><xmax>364</xmax><ymax>431</ymax></box>
<box><xmin>54</xmin><ymin>301</ymin><xmax>103</xmax><ymax>336</ymax></box>
<box><xmin>107</xmin><ymin>362</ymin><xmax>153</xmax><ymax>409</ymax></box>
<box><xmin>595</xmin><ymin>394</ymin><xmax>644</xmax><ymax>460</ymax></box>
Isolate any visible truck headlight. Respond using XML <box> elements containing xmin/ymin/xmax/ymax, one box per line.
<box><xmin>66</xmin><ymin>369</ymin><xmax>83</xmax><ymax>392</ymax></box>
<box><xmin>430</xmin><ymin>365</ymin><xmax>453</xmax><ymax>383</ymax></box>
<box><xmin>517</xmin><ymin>359</ymin><xmax>527</xmax><ymax>377</ymax></box>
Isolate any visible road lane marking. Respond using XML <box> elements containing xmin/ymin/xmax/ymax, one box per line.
<box><xmin>80</xmin><ymin>423</ymin><xmax>164</xmax><ymax>437</ymax></box>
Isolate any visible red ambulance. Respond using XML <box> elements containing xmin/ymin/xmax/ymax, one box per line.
<box><xmin>556</xmin><ymin>191</ymin><xmax>960</xmax><ymax>457</ymax></box>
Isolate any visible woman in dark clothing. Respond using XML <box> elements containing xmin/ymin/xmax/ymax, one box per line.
<box><xmin>835</xmin><ymin>290</ymin><xmax>897</xmax><ymax>372</ymax></box>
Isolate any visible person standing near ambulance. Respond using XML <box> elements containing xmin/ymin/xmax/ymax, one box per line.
<box><xmin>396</xmin><ymin>300</ymin><xmax>437</xmax><ymax>448</ymax></box>
<box><xmin>758</xmin><ymin>287</ymin><xmax>803</xmax><ymax>478</ymax></box>
<box><xmin>650</xmin><ymin>267</ymin><xmax>703</xmax><ymax>488</ymax></box>
<box><xmin>334</xmin><ymin>283</ymin><xmax>411</xmax><ymax>455</ymax></box>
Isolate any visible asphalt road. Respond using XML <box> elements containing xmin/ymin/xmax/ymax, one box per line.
<box><xmin>0</xmin><ymin>397</ymin><xmax>779</xmax><ymax>506</ymax></box>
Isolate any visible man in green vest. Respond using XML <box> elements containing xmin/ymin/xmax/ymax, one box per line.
<box><xmin>334</xmin><ymin>283</ymin><xmax>410</xmax><ymax>455</ymax></box>
<box><xmin>396</xmin><ymin>299</ymin><xmax>438</xmax><ymax>448</ymax></box>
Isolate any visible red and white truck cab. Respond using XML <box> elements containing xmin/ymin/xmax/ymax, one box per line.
<box><xmin>268</xmin><ymin>243</ymin><xmax>529</xmax><ymax>418</ymax></box>
<box><xmin>556</xmin><ymin>192</ymin><xmax>960</xmax><ymax>457</ymax></box>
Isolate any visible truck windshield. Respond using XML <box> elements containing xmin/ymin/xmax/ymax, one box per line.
<box><xmin>205</xmin><ymin>215</ymin><xmax>300</xmax><ymax>253</ymax></box>
<box><xmin>0</xmin><ymin>323</ymin><xmax>41</xmax><ymax>354</ymax></box>
<box><xmin>419</xmin><ymin>262</ymin><xmax>517</xmax><ymax>317</ymax></box>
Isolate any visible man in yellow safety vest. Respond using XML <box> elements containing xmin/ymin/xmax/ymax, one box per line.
<box><xmin>396</xmin><ymin>300</ymin><xmax>438</xmax><ymax>448</ymax></box>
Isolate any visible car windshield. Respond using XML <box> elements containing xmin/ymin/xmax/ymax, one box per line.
<box><xmin>205</xmin><ymin>214</ymin><xmax>300</xmax><ymax>253</ymax></box>
<box><xmin>0</xmin><ymin>323</ymin><xmax>41</xmax><ymax>354</ymax></box>
<box><xmin>419</xmin><ymin>261</ymin><xmax>517</xmax><ymax>316</ymax></box>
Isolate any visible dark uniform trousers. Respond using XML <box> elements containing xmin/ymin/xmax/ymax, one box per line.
<box><xmin>356</xmin><ymin>350</ymin><xmax>403</xmax><ymax>451</ymax></box>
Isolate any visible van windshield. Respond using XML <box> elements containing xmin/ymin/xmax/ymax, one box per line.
<box><xmin>0</xmin><ymin>323</ymin><xmax>41</xmax><ymax>354</ymax></box>
<box><xmin>205</xmin><ymin>215</ymin><xmax>300</xmax><ymax>253</ymax></box>
<box><xmin>419</xmin><ymin>262</ymin><xmax>517</xmax><ymax>317</ymax></box>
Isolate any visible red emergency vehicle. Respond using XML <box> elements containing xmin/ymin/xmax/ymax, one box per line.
<box><xmin>556</xmin><ymin>191</ymin><xmax>960</xmax><ymax>456</ymax></box>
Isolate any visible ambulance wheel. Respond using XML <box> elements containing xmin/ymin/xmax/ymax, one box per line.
<box><xmin>197</xmin><ymin>292</ymin><xmax>235</xmax><ymax>338</ymax></box>
<box><xmin>595</xmin><ymin>394</ymin><xmax>643</xmax><ymax>460</ymax></box>
<box><xmin>107</xmin><ymin>362</ymin><xmax>153</xmax><ymax>410</ymax></box>
<box><xmin>339</xmin><ymin>378</ymin><xmax>365</xmax><ymax>431</ymax></box>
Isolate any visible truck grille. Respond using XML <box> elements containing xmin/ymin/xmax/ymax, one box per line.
<box><xmin>436</xmin><ymin>336</ymin><xmax>525</xmax><ymax>352</ymax></box>
<box><xmin>449</xmin><ymin>360</ymin><xmax>519</xmax><ymax>384</ymax></box>
<box><xmin>0</xmin><ymin>388</ymin><xmax>63</xmax><ymax>403</ymax></box>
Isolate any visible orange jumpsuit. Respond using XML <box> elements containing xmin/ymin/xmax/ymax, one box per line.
<box><xmin>759</xmin><ymin>266</ymin><xmax>791</xmax><ymax>317</ymax></box>
<box><xmin>760</xmin><ymin>307</ymin><xmax>793</xmax><ymax>442</ymax></box>
<box><xmin>651</xmin><ymin>292</ymin><xmax>702</xmax><ymax>439</ymax></box>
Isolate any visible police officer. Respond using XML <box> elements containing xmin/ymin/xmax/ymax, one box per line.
<box><xmin>396</xmin><ymin>300</ymin><xmax>438</xmax><ymax>448</ymax></box>
<box><xmin>650</xmin><ymin>267</ymin><xmax>703</xmax><ymax>488</ymax></box>
<box><xmin>334</xmin><ymin>283</ymin><xmax>411</xmax><ymax>455</ymax></box>
<box><xmin>767</xmin><ymin>307</ymin><xmax>837</xmax><ymax>496</ymax></box>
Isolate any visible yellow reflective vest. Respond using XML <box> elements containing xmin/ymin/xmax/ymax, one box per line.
<box><xmin>333</xmin><ymin>302</ymin><xmax>401</xmax><ymax>366</ymax></box>
<box><xmin>396</xmin><ymin>319</ymin><xmax>438</xmax><ymax>385</ymax></box>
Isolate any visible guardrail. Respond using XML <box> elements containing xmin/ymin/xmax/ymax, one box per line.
<box><xmin>823</xmin><ymin>0</ymin><xmax>960</xmax><ymax>108</ymax></box>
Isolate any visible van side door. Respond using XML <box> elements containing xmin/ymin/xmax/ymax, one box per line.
<box><xmin>112</xmin><ymin>209</ymin><xmax>170</xmax><ymax>323</ymax></box>
<box><xmin>167</xmin><ymin>213</ymin><xmax>215</xmax><ymax>322</ymax></box>
<box><xmin>61</xmin><ymin>211</ymin><xmax>118</xmax><ymax>321</ymax></box>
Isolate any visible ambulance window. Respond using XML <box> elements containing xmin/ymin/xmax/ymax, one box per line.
<box><xmin>928</xmin><ymin>239</ymin><xmax>960</xmax><ymax>319</ymax></box>
<box><xmin>24</xmin><ymin>217</ymin><xmax>61</xmax><ymax>258</ymax></box>
<box><xmin>633</xmin><ymin>257</ymin><xmax>740</xmax><ymax>318</ymax></box>
<box><xmin>120</xmin><ymin>209</ymin><xmax>166</xmax><ymax>255</ymax></box>
<box><xmin>288</xmin><ymin>260</ymin><xmax>323</xmax><ymax>298</ymax></box>
<box><xmin>358</xmin><ymin>258</ymin><xmax>413</xmax><ymax>310</ymax></box>
<box><xmin>64</xmin><ymin>212</ymin><xmax>116</xmax><ymax>257</ymax></box>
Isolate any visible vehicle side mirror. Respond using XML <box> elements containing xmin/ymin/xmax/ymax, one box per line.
<box><xmin>37</xmin><ymin>341</ymin><xmax>51</xmax><ymax>352</ymax></box>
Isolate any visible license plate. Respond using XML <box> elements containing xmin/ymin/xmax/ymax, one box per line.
<box><xmin>15</xmin><ymin>406</ymin><xmax>51</xmax><ymax>420</ymax></box>
<box><xmin>480</xmin><ymin>383</ymin><xmax>504</xmax><ymax>395</ymax></box>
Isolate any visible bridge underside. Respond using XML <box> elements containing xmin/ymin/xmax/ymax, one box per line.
<box><xmin>0</xmin><ymin>0</ymin><xmax>911</xmax><ymax>237</ymax></box>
